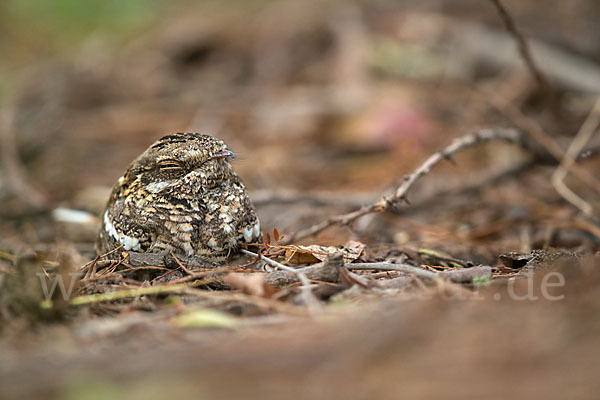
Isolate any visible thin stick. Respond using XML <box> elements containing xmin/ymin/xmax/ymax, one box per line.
<box><xmin>285</xmin><ymin>128</ymin><xmax>522</xmax><ymax>243</ymax></box>
<box><xmin>493</xmin><ymin>96</ymin><xmax>600</xmax><ymax>195</ymax></box>
<box><xmin>150</xmin><ymin>252</ymin><xmax>191</xmax><ymax>282</ymax></box>
<box><xmin>67</xmin><ymin>279</ymin><xmax>212</xmax><ymax>306</ymax></box>
<box><xmin>488</xmin><ymin>0</ymin><xmax>552</xmax><ymax>97</ymax></box>
<box><xmin>80</xmin><ymin>245</ymin><xmax>124</xmax><ymax>273</ymax></box>
<box><xmin>165</xmin><ymin>263</ymin><xmax>248</xmax><ymax>286</ymax></box>
<box><xmin>58</xmin><ymin>278</ymin><xmax>301</xmax><ymax>317</ymax></box>
<box><xmin>345</xmin><ymin>262</ymin><xmax>437</xmax><ymax>279</ymax></box>
<box><xmin>552</xmin><ymin>98</ymin><xmax>600</xmax><ymax>216</ymax></box>
<box><xmin>0</xmin><ymin>250</ymin><xmax>18</xmax><ymax>263</ymax></box>
<box><xmin>170</xmin><ymin>251</ymin><xmax>195</xmax><ymax>275</ymax></box>
<box><xmin>241</xmin><ymin>249</ymin><xmax>321</xmax><ymax>309</ymax></box>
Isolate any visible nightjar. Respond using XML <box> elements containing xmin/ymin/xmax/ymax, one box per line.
<box><xmin>96</xmin><ymin>133</ymin><xmax>261</xmax><ymax>264</ymax></box>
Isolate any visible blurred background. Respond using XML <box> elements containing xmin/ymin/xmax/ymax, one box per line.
<box><xmin>2</xmin><ymin>0</ymin><xmax>600</xmax><ymax>256</ymax></box>
<box><xmin>2</xmin><ymin>1</ymin><xmax>600</xmax><ymax>399</ymax></box>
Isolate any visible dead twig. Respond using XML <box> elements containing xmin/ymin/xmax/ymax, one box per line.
<box><xmin>80</xmin><ymin>245</ymin><xmax>124</xmax><ymax>279</ymax></box>
<box><xmin>347</xmin><ymin>263</ymin><xmax>490</xmax><ymax>285</ymax></box>
<box><xmin>263</xmin><ymin>258</ymin><xmax>342</xmax><ymax>288</ymax></box>
<box><xmin>285</xmin><ymin>128</ymin><xmax>522</xmax><ymax>243</ymax></box>
<box><xmin>439</xmin><ymin>266</ymin><xmax>493</xmax><ymax>283</ymax></box>
<box><xmin>492</xmin><ymin>96</ymin><xmax>600</xmax><ymax>195</ymax></box>
<box><xmin>345</xmin><ymin>262</ymin><xmax>436</xmax><ymax>279</ymax></box>
<box><xmin>0</xmin><ymin>250</ymin><xmax>18</xmax><ymax>264</ymax></box>
<box><xmin>165</xmin><ymin>263</ymin><xmax>251</xmax><ymax>286</ymax></box>
<box><xmin>150</xmin><ymin>251</ymin><xmax>194</xmax><ymax>283</ymax></box>
<box><xmin>551</xmin><ymin>98</ymin><xmax>600</xmax><ymax>216</ymax></box>
<box><xmin>394</xmin><ymin>160</ymin><xmax>534</xmax><ymax>214</ymax></box>
<box><xmin>257</xmin><ymin>162</ymin><xmax>536</xmax><ymax>225</ymax></box>
<box><xmin>63</xmin><ymin>277</ymin><xmax>220</xmax><ymax>306</ymax></box>
<box><xmin>488</xmin><ymin>0</ymin><xmax>552</xmax><ymax>99</ymax></box>
<box><xmin>241</xmin><ymin>249</ymin><xmax>321</xmax><ymax>309</ymax></box>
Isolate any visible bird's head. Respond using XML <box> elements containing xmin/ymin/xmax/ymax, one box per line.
<box><xmin>123</xmin><ymin>133</ymin><xmax>237</xmax><ymax>192</ymax></box>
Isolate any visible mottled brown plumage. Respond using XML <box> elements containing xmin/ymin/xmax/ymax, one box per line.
<box><xmin>96</xmin><ymin>133</ymin><xmax>261</xmax><ymax>264</ymax></box>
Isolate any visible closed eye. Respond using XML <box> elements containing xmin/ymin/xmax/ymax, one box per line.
<box><xmin>158</xmin><ymin>160</ymin><xmax>183</xmax><ymax>171</ymax></box>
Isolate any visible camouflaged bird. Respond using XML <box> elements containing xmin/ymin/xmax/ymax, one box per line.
<box><xmin>96</xmin><ymin>133</ymin><xmax>261</xmax><ymax>264</ymax></box>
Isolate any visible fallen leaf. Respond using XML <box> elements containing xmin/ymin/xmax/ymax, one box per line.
<box><xmin>284</xmin><ymin>247</ymin><xmax>321</xmax><ymax>265</ymax></box>
<box><xmin>285</xmin><ymin>243</ymin><xmax>366</xmax><ymax>265</ymax></box>
<box><xmin>343</xmin><ymin>240</ymin><xmax>367</xmax><ymax>260</ymax></box>
<box><xmin>224</xmin><ymin>272</ymin><xmax>277</xmax><ymax>298</ymax></box>
<box><xmin>172</xmin><ymin>308</ymin><xmax>236</xmax><ymax>329</ymax></box>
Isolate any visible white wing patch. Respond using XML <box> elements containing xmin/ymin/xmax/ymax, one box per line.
<box><xmin>252</xmin><ymin>221</ymin><xmax>260</xmax><ymax>240</ymax></box>
<box><xmin>243</xmin><ymin>226</ymin><xmax>253</xmax><ymax>242</ymax></box>
<box><xmin>103</xmin><ymin>211</ymin><xmax>141</xmax><ymax>251</ymax></box>
<box><xmin>242</xmin><ymin>221</ymin><xmax>261</xmax><ymax>243</ymax></box>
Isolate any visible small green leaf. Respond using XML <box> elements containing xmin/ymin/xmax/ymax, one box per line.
<box><xmin>418</xmin><ymin>248</ymin><xmax>445</xmax><ymax>257</ymax></box>
<box><xmin>172</xmin><ymin>308</ymin><xmax>236</xmax><ymax>329</ymax></box>
<box><xmin>164</xmin><ymin>296</ymin><xmax>183</xmax><ymax>306</ymax></box>
<box><xmin>40</xmin><ymin>299</ymin><xmax>53</xmax><ymax>309</ymax></box>
<box><xmin>473</xmin><ymin>276</ymin><xmax>493</xmax><ymax>287</ymax></box>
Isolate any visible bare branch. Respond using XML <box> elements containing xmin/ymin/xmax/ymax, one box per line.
<box><xmin>345</xmin><ymin>262</ymin><xmax>436</xmax><ymax>279</ymax></box>
<box><xmin>285</xmin><ymin>128</ymin><xmax>523</xmax><ymax>243</ymax></box>
<box><xmin>491</xmin><ymin>95</ymin><xmax>600</xmax><ymax>195</ymax></box>
<box><xmin>241</xmin><ymin>249</ymin><xmax>322</xmax><ymax>309</ymax></box>
<box><xmin>488</xmin><ymin>0</ymin><xmax>552</xmax><ymax>98</ymax></box>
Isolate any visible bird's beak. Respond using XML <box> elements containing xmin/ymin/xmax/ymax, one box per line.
<box><xmin>211</xmin><ymin>148</ymin><xmax>236</xmax><ymax>160</ymax></box>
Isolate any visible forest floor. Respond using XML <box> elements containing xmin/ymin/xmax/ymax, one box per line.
<box><xmin>1</xmin><ymin>1</ymin><xmax>600</xmax><ymax>399</ymax></box>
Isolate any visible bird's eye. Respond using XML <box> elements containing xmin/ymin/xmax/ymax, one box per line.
<box><xmin>158</xmin><ymin>160</ymin><xmax>183</xmax><ymax>171</ymax></box>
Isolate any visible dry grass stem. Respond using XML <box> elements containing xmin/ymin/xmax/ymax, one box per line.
<box><xmin>552</xmin><ymin>98</ymin><xmax>600</xmax><ymax>216</ymax></box>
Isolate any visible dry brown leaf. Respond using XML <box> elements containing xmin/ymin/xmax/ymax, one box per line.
<box><xmin>223</xmin><ymin>272</ymin><xmax>277</xmax><ymax>298</ymax></box>
<box><xmin>284</xmin><ymin>247</ymin><xmax>321</xmax><ymax>265</ymax></box>
<box><xmin>285</xmin><ymin>243</ymin><xmax>366</xmax><ymax>265</ymax></box>
<box><xmin>343</xmin><ymin>240</ymin><xmax>367</xmax><ymax>260</ymax></box>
